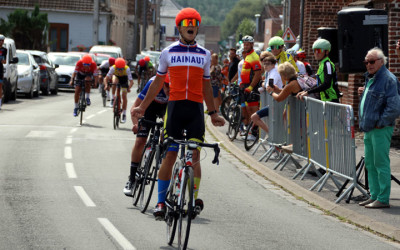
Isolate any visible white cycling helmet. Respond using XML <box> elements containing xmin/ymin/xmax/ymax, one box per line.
<box><xmin>0</xmin><ymin>34</ymin><xmax>5</xmax><ymax>40</ymax></box>
<box><xmin>242</xmin><ymin>35</ymin><xmax>254</xmax><ymax>43</ymax></box>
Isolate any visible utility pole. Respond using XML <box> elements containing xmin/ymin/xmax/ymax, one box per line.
<box><xmin>93</xmin><ymin>0</ymin><xmax>99</xmax><ymax>45</ymax></box>
<box><xmin>133</xmin><ymin>0</ymin><xmax>139</xmax><ymax>58</ymax></box>
<box><xmin>141</xmin><ymin>0</ymin><xmax>148</xmax><ymax>51</ymax></box>
<box><xmin>154</xmin><ymin>0</ymin><xmax>161</xmax><ymax>50</ymax></box>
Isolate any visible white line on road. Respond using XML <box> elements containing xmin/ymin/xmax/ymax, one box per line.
<box><xmin>74</xmin><ymin>186</ymin><xmax>96</xmax><ymax>207</ymax></box>
<box><xmin>97</xmin><ymin>110</ymin><xmax>107</xmax><ymax>115</ymax></box>
<box><xmin>86</xmin><ymin>114</ymin><xmax>95</xmax><ymax>120</ymax></box>
<box><xmin>98</xmin><ymin>218</ymin><xmax>136</xmax><ymax>250</ymax></box>
<box><xmin>70</xmin><ymin>128</ymin><xmax>78</xmax><ymax>134</ymax></box>
<box><xmin>65</xmin><ymin>136</ymin><xmax>72</xmax><ymax>145</ymax></box>
<box><xmin>65</xmin><ymin>162</ymin><xmax>77</xmax><ymax>178</ymax></box>
<box><xmin>64</xmin><ymin>146</ymin><xmax>72</xmax><ymax>159</ymax></box>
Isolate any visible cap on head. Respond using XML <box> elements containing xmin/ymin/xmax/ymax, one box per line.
<box><xmin>312</xmin><ymin>38</ymin><xmax>331</xmax><ymax>52</ymax></box>
<box><xmin>268</xmin><ymin>36</ymin><xmax>284</xmax><ymax>47</ymax></box>
<box><xmin>115</xmin><ymin>58</ymin><xmax>125</xmax><ymax>68</ymax></box>
<box><xmin>175</xmin><ymin>8</ymin><xmax>202</xmax><ymax>27</ymax></box>
<box><xmin>82</xmin><ymin>55</ymin><xmax>92</xmax><ymax>64</ymax></box>
<box><xmin>108</xmin><ymin>57</ymin><xmax>115</xmax><ymax>66</ymax></box>
<box><xmin>242</xmin><ymin>35</ymin><xmax>254</xmax><ymax>43</ymax></box>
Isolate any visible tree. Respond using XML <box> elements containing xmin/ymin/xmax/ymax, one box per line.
<box><xmin>221</xmin><ymin>0</ymin><xmax>265</xmax><ymax>40</ymax></box>
<box><xmin>0</xmin><ymin>5</ymin><xmax>48</xmax><ymax>50</ymax></box>
<box><xmin>236</xmin><ymin>18</ymin><xmax>255</xmax><ymax>41</ymax></box>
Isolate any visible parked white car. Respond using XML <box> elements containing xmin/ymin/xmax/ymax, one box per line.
<box><xmin>2</xmin><ymin>37</ymin><xmax>19</xmax><ymax>102</ymax></box>
<box><xmin>16</xmin><ymin>50</ymin><xmax>40</xmax><ymax>98</ymax></box>
<box><xmin>89</xmin><ymin>45</ymin><xmax>123</xmax><ymax>58</ymax></box>
<box><xmin>48</xmin><ymin>52</ymin><xmax>81</xmax><ymax>90</ymax></box>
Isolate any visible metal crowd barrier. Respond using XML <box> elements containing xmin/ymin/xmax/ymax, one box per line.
<box><xmin>256</xmin><ymin>92</ymin><xmax>288</xmax><ymax>162</ymax></box>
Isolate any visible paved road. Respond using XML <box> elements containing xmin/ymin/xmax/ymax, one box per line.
<box><xmin>0</xmin><ymin>89</ymin><xmax>399</xmax><ymax>249</ymax></box>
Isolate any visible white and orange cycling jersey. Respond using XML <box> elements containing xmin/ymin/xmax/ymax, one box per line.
<box><xmin>157</xmin><ymin>41</ymin><xmax>211</xmax><ymax>103</ymax></box>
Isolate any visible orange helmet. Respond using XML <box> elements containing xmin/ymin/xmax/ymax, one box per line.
<box><xmin>115</xmin><ymin>58</ymin><xmax>125</xmax><ymax>68</ymax></box>
<box><xmin>175</xmin><ymin>8</ymin><xmax>201</xmax><ymax>27</ymax></box>
<box><xmin>82</xmin><ymin>55</ymin><xmax>92</xmax><ymax>64</ymax></box>
<box><xmin>144</xmin><ymin>56</ymin><xmax>150</xmax><ymax>62</ymax></box>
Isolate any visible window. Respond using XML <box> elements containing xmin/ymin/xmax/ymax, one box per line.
<box><xmin>49</xmin><ymin>23</ymin><xmax>69</xmax><ymax>52</ymax></box>
<box><xmin>160</xmin><ymin>24</ymin><xmax>166</xmax><ymax>34</ymax></box>
<box><xmin>174</xmin><ymin>27</ymin><xmax>179</xmax><ymax>36</ymax></box>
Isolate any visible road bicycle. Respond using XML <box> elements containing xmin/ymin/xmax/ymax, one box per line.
<box><xmin>132</xmin><ymin>118</ymin><xmax>164</xmax><ymax>213</ymax></box>
<box><xmin>112</xmin><ymin>83</ymin><xmax>122</xmax><ymax>130</ymax></box>
<box><xmin>220</xmin><ymin>82</ymin><xmax>239</xmax><ymax>121</ymax></box>
<box><xmin>164</xmin><ymin>136</ymin><xmax>220</xmax><ymax>250</ymax></box>
<box><xmin>226</xmin><ymin>86</ymin><xmax>242</xmax><ymax>141</ymax></box>
<box><xmin>243</xmin><ymin>120</ymin><xmax>259</xmax><ymax>151</ymax></box>
<box><xmin>75</xmin><ymin>79</ymin><xmax>91</xmax><ymax>125</ymax></box>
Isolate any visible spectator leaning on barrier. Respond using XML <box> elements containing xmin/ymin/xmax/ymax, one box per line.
<box><xmin>268</xmin><ymin>36</ymin><xmax>299</xmax><ymax>72</ymax></box>
<box><xmin>357</xmin><ymin>48</ymin><xmax>400</xmax><ymax>209</ymax></box>
<box><xmin>250</xmin><ymin>52</ymin><xmax>283</xmax><ymax>133</ymax></box>
<box><xmin>297</xmin><ymin>39</ymin><xmax>338</xmax><ymax>103</ymax></box>
<box><xmin>267</xmin><ymin>62</ymin><xmax>302</xmax><ymax>102</ymax></box>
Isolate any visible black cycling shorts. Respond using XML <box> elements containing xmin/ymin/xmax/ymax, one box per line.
<box><xmin>164</xmin><ymin>100</ymin><xmax>205</xmax><ymax>142</ymax></box>
<box><xmin>75</xmin><ymin>72</ymin><xmax>94</xmax><ymax>87</ymax></box>
<box><xmin>114</xmin><ymin>75</ymin><xmax>129</xmax><ymax>88</ymax></box>
<box><xmin>137</xmin><ymin>101</ymin><xmax>167</xmax><ymax>138</ymax></box>
<box><xmin>240</xmin><ymin>83</ymin><xmax>260</xmax><ymax>107</ymax></box>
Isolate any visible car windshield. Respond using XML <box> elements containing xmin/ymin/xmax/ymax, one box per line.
<box><xmin>95</xmin><ymin>55</ymin><xmax>109</xmax><ymax>64</ymax></box>
<box><xmin>17</xmin><ymin>52</ymin><xmax>30</xmax><ymax>65</ymax></box>
<box><xmin>48</xmin><ymin>54</ymin><xmax>80</xmax><ymax>66</ymax></box>
<box><xmin>92</xmin><ymin>51</ymin><xmax>118</xmax><ymax>58</ymax></box>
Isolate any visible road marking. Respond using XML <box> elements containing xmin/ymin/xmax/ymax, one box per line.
<box><xmin>98</xmin><ymin>218</ymin><xmax>136</xmax><ymax>250</ymax></box>
<box><xmin>74</xmin><ymin>186</ymin><xmax>96</xmax><ymax>207</ymax></box>
<box><xmin>65</xmin><ymin>136</ymin><xmax>72</xmax><ymax>144</ymax></box>
<box><xmin>97</xmin><ymin>110</ymin><xmax>107</xmax><ymax>115</ymax></box>
<box><xmin>86</xmin><ymin>114</ymin><xmax>95</xmax><ymax>120</ymax></box>
<box><xmin>70</xmin><ymin>128</ymin><xmax>78</xmax><ymax>134</ymax></box>
<box><xmin>26</xmin><ymin>131</ymin><xmax>57</xmax><ymax>138</ymax></box>
<box><xmin>65</xmin><ymin>162</ymin><xmax>77</xmax><ymax>178</ymax></box>
<box><xmin>64</xmin><ymin>146</ymin><xmax>72</xmax><ymax>159</ymax></box>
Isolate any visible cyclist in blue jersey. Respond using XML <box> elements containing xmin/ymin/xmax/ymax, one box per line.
<box><xmin>123</xmin><ymin>74</ymin><xmax>170</xmax><ymax>196</ymax></box>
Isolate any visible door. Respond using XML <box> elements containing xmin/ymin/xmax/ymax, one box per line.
<box><xmin>49</xmin><ymin>23</ymin><xmax>69</xmax><ymax>52</ymax></box>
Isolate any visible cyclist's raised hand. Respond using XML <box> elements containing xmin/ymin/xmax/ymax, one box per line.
<box><xmin>210</xmin><ymin>114</ymin><xmax>225</xmax><ymax>127</ymax></box>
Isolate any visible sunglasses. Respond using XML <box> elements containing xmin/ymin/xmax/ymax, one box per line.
<box><xmin>363</xmin><ymin>58</ymin><xmax>381</xmax><ymax>66</ymax></box>
<box><xmin>313</xmin><ymin>48</ymin><xmax>324</xmax><ymax>54</ymax></box>
<box><xmin>179</xmin><ymin>19</ymin><xmax>200</xmax><ymax>27</ymax></box>
<box><xmin>116</xmin><ymin>67</ymin><xmax>124</xmax><ymax>71</ymax></box>
<box><xmin>270</xmin><ymin>45</ymin><xmax>281</xmax><ymax>50</ymax></box>
<box><xmin>83</xmin><ymin>63</ymin><xmax>91</xmax><ymax>67</ymax></box>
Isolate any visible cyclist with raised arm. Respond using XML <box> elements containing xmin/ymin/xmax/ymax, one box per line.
<box><xmin>69</xmin><ymin>54</ymin><xmax>99</xmax><ymax>117</ymax></box>
<box><xmin>99</xmin><ymin>57</ymin><xmax>115</xmax><ymax>103</ymax></box>
<box><xmin>123</xmin><ymin>74</ymin><xmax>170</xmax><ymax>196</ymax></box>
<box><xmin>104</xmin><ymin>58</ymin><xmax>133</xmax><ymax>123</ymax></box>
<box><xmin>131</xmin><ymin>7</ymin><xmax>225</xmax><ymax>220</ymax></box>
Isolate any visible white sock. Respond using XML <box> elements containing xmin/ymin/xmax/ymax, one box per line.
<box><xmin>86</xmin><ymin>93</ymin><xmax>90</xmax><ymax>99</ymax></box>
<box><xmin>123</xmin><ymin>110</ymin><xmax>126</xmax><ymax>115</ymax></box>
<box><xmin>74</xmin><ymin>103</ymin><xmax>78</xmax><ymax>108</ymax></box>
<box><xmin>106</xmin><ymin>90</ymin><xmax>110</xmax><ymax>97</ymax></box>
<box><xmin>0</xmin><ymin>98</ymin><xmax>2</xmax><ymax>107</ymax></box>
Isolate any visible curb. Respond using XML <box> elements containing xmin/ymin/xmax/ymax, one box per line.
<box><xmin>206</xmin><ymin>117</ymin><xmax>400</xmax><ymax>241</ymax></box>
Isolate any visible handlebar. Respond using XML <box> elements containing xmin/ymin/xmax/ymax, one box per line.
<box><xmin>162</xmin><ymin>137</ymin><xmax>220</xmax><ymax>165</ymax></box>
<box><xmin>138</xmin><ymin>117</ymin><xmax>164</xmax><ymax>128</ymax></box>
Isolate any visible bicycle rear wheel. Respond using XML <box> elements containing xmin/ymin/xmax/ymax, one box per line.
<box><xmin>227</xmin><ymin>104</ymin><xmax>241</xmax><ymax>141</ymax></box>
<box><xmin>138</xmin><ymin>146</ymin><xmax>159</xmax><ymax>213</ymax></box>
<box><xmin>244</xmin><ymin>121</ymin><xmax>259</xmax><ymax>151</ymax></box>
<box><xmin>178</xmin><ymin>166</ymin><xmax>194</xmax><ymax>250</ymax></box>
<box><xmin>166</xmin><ymin>163</ymin><xmax>181</xmax><ymax>245</ymax></box>
<box><xmin>113</xmin><ymin>98</ymin><xmax>120</xmax><ymax>129</ymax></box>
<box><xmin>101</xmin><ymin>86</ymin><xmax>107</xmax><ymax>107</ymax></box>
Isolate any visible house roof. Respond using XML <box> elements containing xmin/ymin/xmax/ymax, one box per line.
<box><xmin>0</xmin><ymin>0</ymin><xmax>111</xmax><ymax>13</ymax></box>
<box><xmin>161</xmin><ymin>0</ymin><xmax>182</xmax><ymax>18</ymax></box>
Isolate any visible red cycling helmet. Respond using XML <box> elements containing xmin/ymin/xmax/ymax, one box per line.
<box><xmin>296</xmin><ymin>49</ymin><xmax>306</xmax><ymax>59</ymax></box>
<box><xmin>108</xmin><ymin>57</ymin><xmax>115</xmax><ymax>66</ymax></box>
<box><xmin>175</xmin><ymin>8</ymin><xmax>202</xmax><ymax>27</ymax></box>
<box><xmin>144</xmin><ymin>56</ymin><xmax>150</xmax><ymax>62</ymax></box>
<box><xmin>115</xmin><ymin>58</ymin><xmax>125</xmax><ymax>68</ymax></box>
<box><xmin>138</xmin><ymin>58</ymin><xmax>146</xmax><ymax>67</ymax></box>
<box><xmin>82</xmin><ymin>55</ymin><xmax>92</xmax><ymax>64</ymax></box>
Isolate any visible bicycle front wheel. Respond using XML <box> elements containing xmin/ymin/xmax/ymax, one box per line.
<box><xmin>166</xmin><ymin>162</ymin><xmax>181</xmax><ymax>245</ymax></box>
<box><xmin>244</xmin><ymin>121</ymin><xmax>259</xmax><ymax>151</ymax></box>
<box><xmin>113</xmin><ymin>99</ymin><xmax>120</xmax><ymax>129</ymax></box>
<box><xmin>79</xmin><ymin>93</ymin><xmax>85</xmax><ymax>125</ymax></box>
<box><xmin>220</xmin><ymin>95</ymin><xmax>232</xmax><ymax>121</ymax></box>
<box><xmin>138</xmin><ymin>146</ymin><xmax>158</xmax><ymax>213</ymax></box>
<box><xmin>178</xmin><ymin>166</ymin><xmax>194</xmax><ymax>250</ymax></box>
<box><xmin>133</xmin><ymin>144</ymin><xmax>151</xmax><ymax>206</ymax></box>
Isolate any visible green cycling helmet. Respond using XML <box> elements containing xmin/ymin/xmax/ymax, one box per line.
<box><xmin>268</xmin><ymin>36</ymin><xmax>284</xmax><ymax>46</ymax></box>
<box><xmin>312</xmin><ymin>38</ymin><xmax>331</xmax><ymax>52</ymax></box>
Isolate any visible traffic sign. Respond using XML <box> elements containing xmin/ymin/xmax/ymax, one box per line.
<box><xmin>282</xmin><ymin>27</ymin><xmax>296</xmax><ymax>43</ymax></box>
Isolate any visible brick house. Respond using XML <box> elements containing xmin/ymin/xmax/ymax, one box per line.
<box><xmin>301</xmin><ymin>0</ymin><xmax>400</xmax><ymax>137</ymax></box>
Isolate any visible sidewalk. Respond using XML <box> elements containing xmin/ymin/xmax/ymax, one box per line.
<box><xmin>206</xmin><ymin>118</ymin><xmax>400</xmax><ymax>242</ymax></box>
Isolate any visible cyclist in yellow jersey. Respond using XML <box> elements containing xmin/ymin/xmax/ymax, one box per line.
<box><xmin>268</xmin><ymin>36</ymin><xmax>299</xmax><ymax>72</ymax></box>
<box><xmin>104</xmin><ymin>58</ymin><xmax>133</xmax><ymax>123</ymax></box>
